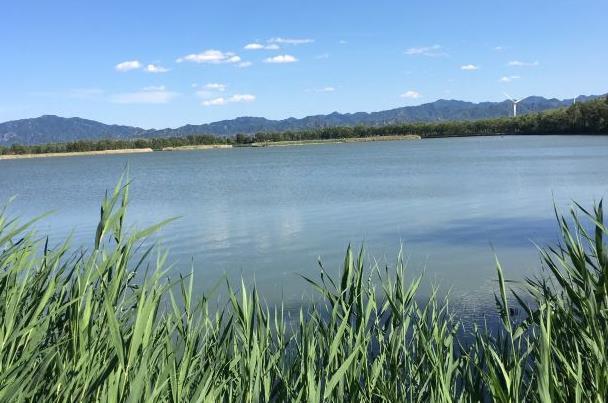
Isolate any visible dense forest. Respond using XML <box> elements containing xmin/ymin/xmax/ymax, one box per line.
<box><xmin>1</xmin><ymin>97</ymin><xmax>606</xmax><ymax>156</ymax></box>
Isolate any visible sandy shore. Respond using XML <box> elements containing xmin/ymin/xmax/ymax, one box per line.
<box><xmin>161</xmin><ymin>144</ymin><xmax>233</xmax><ymax>151</ymax></box>
<box><xmin>0</xmin><ymin>148</ymin><xmax>154</xmax><ymax>160</ymax></box>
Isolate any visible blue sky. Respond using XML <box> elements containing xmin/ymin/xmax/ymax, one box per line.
<box><xmin>1</xmin><ymin>0</ymin><xmax>607</xmax><ymax>129</ymax></box>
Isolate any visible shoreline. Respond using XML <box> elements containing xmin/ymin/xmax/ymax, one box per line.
<box><xmin>0</xmin><ymin>148</ymin><xmax>154</xmax><ymax>160</ymax></box>
<box><xmin>2</xmin><ymin>133</ymin><xmax>603</xmax><ymax>160</ymax></box>
<box><xmin>161</xmin><ymin>144</ymin><xmax>232</xmax><ymax>151</ymax></box>
<box><xmin>247</xmin><ymin>134</ymin><xmax>422</xmax><ymax>147</ymax></box>
<box><xmin>0</xmin><ymin>135</ymin><xmax>422</xmax><ymax>160</ymax></box>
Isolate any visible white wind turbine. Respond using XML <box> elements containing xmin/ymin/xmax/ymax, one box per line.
<box><xmin>504</xmin><ymin>93</ymin><xmax>526</xmax><ymax>117</ymax></box>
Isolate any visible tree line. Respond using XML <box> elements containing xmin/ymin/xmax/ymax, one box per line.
<box><xmin>1</xmin><ymin>97</ymin><xmax>606</xmax><ymax>156</ymax></box>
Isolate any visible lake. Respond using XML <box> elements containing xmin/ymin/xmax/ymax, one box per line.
<box><xmin>1</xmin><ymin>135</ymin><xmax>607</xmax><ymax>323</ymax></box>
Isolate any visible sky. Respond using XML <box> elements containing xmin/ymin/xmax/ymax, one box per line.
<box><xmin>1</xmin><ymin>0</ymin><xmax>607</xmax><ymax>129</ymax></box>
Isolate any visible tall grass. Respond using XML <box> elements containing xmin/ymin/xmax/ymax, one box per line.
<box><xmin>0</xmin><ymin>178</ymin><xmax>606</xmax><ymax>401</ymax></box>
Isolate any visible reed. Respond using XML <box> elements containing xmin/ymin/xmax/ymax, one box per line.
<box><xmin>0</xmin><ymin>178</ymin><xmax>606</xmax><ymax>401</ymax></box>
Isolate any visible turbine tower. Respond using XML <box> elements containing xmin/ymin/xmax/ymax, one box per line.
<box><xmin>504</xmin><ymin>93</ymin><xmax>526</xmax><ymax>117</ymax></box>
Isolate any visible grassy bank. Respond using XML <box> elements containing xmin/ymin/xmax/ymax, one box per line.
<box><xmin>1</xmin><ymin>97</ymin><xmax>606</xmax><ymax>159</ymax></box>
<box><xmin>0</xmin><ymin>179</ymin><xmax>607</xmax><ymax>401</ymax></box>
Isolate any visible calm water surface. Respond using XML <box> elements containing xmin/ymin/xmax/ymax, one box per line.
<box><xmin>1</xmin><ymin>135</ymin><xmax>607</xmax><ymax>322</ymax></box>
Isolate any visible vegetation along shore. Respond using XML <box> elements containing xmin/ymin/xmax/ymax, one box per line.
<box><xmin>0</xmin><ymin>97</ymin><xmax>606</xmax><ymax>159</ymax></box>
<box><xmin>0</xmin><ymin>178</ymin><xmax>606</xmax><ymax>401</ymax></box>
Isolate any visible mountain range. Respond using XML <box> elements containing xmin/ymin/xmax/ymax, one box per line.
<box><xmin>0</xmin><ymin>94</ymin><xmax>601</xmax><ymax>146</ymax></box>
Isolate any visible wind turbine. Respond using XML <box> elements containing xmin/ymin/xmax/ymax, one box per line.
<box><xmin>504</xmin><ymin>93</ymin><xmax>526</xmax><ymax>117</ymax></box>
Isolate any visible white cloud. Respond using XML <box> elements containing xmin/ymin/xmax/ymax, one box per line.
<box><xmin>144</xmin><ymin>64</ymin><xmax>169</xmax><ymax>73</ymax></box>
<box><xmin>230</xmin><ymin>94</ymin><xmax>255</xmax><ymax>103</ymax></box>
<box><xmin>205</xmin><ymin>83</ymin><xmax>227</xmax><ymax>91</ymax></box>
<box><xmin>508</xmin><ymin>60</ymin><xmax>539</xmax><ymax>67</ymax></box>
<box><xmin>202</xmin><ymin>97</ymin><xmax>227</xmax><ymax>106</ymax></box>
<box><xmin>177</xmin><ymin>50</ymin><xmax>241</xmax><ymax>64</ymax></box>
<box><xmin>244</xmin><ymin>42</ymin><xmax>280</xmax><ymax>50</ymax></box>
<box><xmin>405</xmin><ymin>45</ymin><xmax>446</xmax><ymax>57</ymax></box>
<box><xmin>238</xmin><ymin>61</ymin><xmax>253</xmax><ymax>68</ymax></box>
<box><xmin>268</xmin><ymin>37</ymin><xmax>314</xmax><ymax>45</ymax></box>
<box><xmin>263</xmin><ymin>54</ymin><xmax>298</xmax><ymax>64</ymax></box>
<box><xmin>116</xmin><ymin>60</ymin><xmax>169</xmax><ymax>73</ymax></box>
<box><xmin>307</xmin><ymin>86</ymin><xmax>335</xmax><ymax>93</ymax></box>
<box><xmin>400</xmin><ymin>90</ymin><xmax>421</xmax><ymax>99</ymax></box>
<box><xmin>142</xmin><ymin>85</ymin><xmax>166</xmax><ymax>91</ymax></box>
<box><xmin>460</xmin><ymin>64</ymin><xmax>479</xmax><ymax>71</ymax></box>
<box><xmin>195</xmin><ymin>83</ymin><xmax>227</xmax><ymax>99</ymax></box>
<box><xmin>499</xmin><ymin>75</ymin><xmax>521</xmax><ymax>83</ymax></box>
<box><xmin>338</xmin><ymin>40</ymin><xmax>348</xmax><ymax>45</ymax></box>
<box><xmin>244</xmin><ymin>43</ymin><xmax>265</xmax><ymax>50</ymax></box>
<box><xmin>115</xmin><ymin>60</ymin><xmax>142</xmax><ymax>72</ymax></box>
<box><xmin>494</xmin><ymin>46</ymin><xmax>504</xmax><ymax>51</ymax></box>
<box><xmin>202</xmin><ymin>93</ymin><xmax>255</xmax><ymax>106</ymax></box>
<box><xmin>111</xmin><ymin>87</ymin><xmax>178</xmax><ymax>104</ymax></box>
<box><xmin>315</xmin><ymin>53</ymin><xmax>330</xmax><ymax>59</ymax></box>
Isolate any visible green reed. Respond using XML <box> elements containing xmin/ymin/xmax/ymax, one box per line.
<box><xmin>0</xmin><ymin>178</ymin><xmax>606</xmax><ymax>402</ymax></box>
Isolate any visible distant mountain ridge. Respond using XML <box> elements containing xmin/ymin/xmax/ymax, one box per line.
<box><xmin>0</xmin><ymin>94</ymin><xmax>602</xmax><ymax>146</ymax></box>
<box><xmin>0</xmin><ymin>115</ymin><xmax>147</xmax><ymax>146</ymax></box>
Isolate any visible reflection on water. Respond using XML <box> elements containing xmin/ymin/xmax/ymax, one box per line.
<box><xmin>406</xmin><ymin>216</ymin><xmax>559</xmax><ymax>247</ymax></box>
<box><xmin>1</xmin><ymin>135</ymin><xmax>607</xmax><ymax>325</ymax></box>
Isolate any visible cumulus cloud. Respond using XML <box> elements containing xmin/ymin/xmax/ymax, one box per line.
<box><xmin>177</xmin><ymin>50</ymin><xmax>241</xmax><ymax>64</ymax></box>
<box><xmin>400</xmin><ymin>90</ymin><xmax>421</xmax><ymax>99</ymax></box>
<box><xmin>202</xmin><ymin>93</ymin><xmax>256</xmax><ymax>106</ymax></box>
<box><xmin>263</xmin><ymin>54</ymin><xmax>298</xmax><ymax>63</ymax></box>
<box><xmin>508</xmin><ymin>60</ymin><xmax>539</xmax><ymax>67</ymax></box>
<box><xmin>460</xmin><ymin>64</ymin><xmax>479</xmax><ymax>71</ymax></box>
<box><xmin>111</xmin><ymin>86</ymin><xmax>178</xmax><ymax>104</ymax></box>
<box><xmin>405</xmin><ymin>45</ymin><xmax>446</xmax><ymax>57</ymax></box>
<box><xmin>144</xmin><ymin>64</ymin><xmax>169</xmax><ymax>73</ymax></box>
<box><xmin>238</xmin><ymin>61</ymin><xmax>253</xmax><ymax>68</ymax></box>
<box><xmin>115</xmin><ymin>60</ymin><xmax>142</xmax><ymax>72</ymax></box>
<box><xmin>499</xmin><ymin>75</ymin><xmax>521</xmax><ymax>83</ymax></box>
<box><xmin>268</xmin><ymin>37</ymin><xmax>314</xmax><ymax>45</ymax></box>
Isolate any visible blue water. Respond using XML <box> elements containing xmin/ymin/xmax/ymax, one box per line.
<box><xmin>1</xmin><ymin>135</ymin><xmax>607</xmax><ymax>322</ymax></box>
